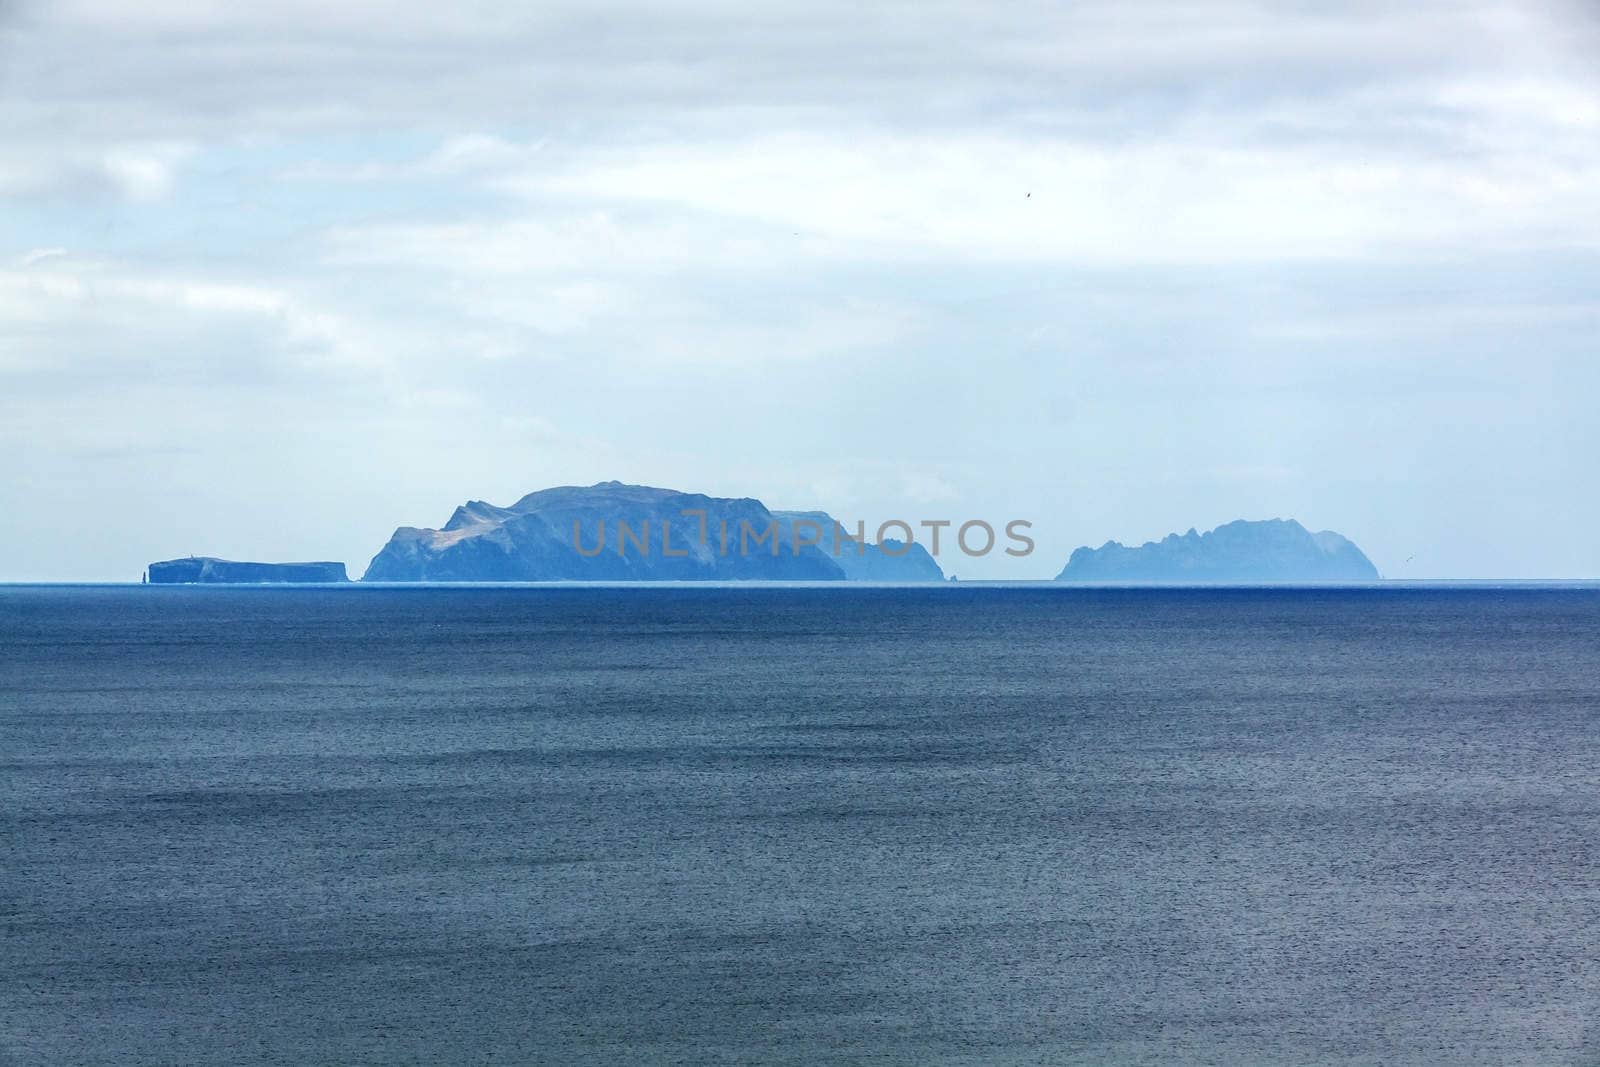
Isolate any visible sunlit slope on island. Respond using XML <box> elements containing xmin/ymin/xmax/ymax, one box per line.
<box><xmin>769</xmin><ymin>511</ymin><xmax>943</xmax><ymax>582</ymax></box>
<box><xmin>1056</xmin><ymin>518</ymin><xmax>1379</xmax><ymax>583</ymax></box>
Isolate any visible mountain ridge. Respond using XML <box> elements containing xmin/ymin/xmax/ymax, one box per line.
<box><xmin>364</xmin><ymin>482</ymin><xmax>867</xmax><ymax>582</ymax></box>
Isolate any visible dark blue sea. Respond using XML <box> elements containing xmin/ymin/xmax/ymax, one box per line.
<box><xmin>5</xmin><ymin>585</ymin><xmax>1600</xmax><ymax>1065</ymax></box>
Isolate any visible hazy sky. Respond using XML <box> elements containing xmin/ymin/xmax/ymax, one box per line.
<box><xmin>2</xmin><ymin>0</ymin><xmax>1598</xmax><ymax>579</ymax></box>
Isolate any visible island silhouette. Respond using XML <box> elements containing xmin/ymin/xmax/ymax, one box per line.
<box><xmin>145</xmin><ymin>483</ymin><xmax>1378</xmax><ymax>584</ymax></box>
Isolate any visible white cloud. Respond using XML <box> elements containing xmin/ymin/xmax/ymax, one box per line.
<box><xmin>502</xmin><ymin>130</ymin><xmax>1600</xmax><ymax>263</ymax></box>
<box><xmin>0</xmin><ymin>258</ymin><xmax>388</xmax><ymax>380</ymax></box>
<box><xmin>901</xmin><ymin>474</ymin><xmax>961</xmax><ymax>505</ymax></box>
<box><xmin>18</xmin><ymin>247</ymin><xmax>67</xmax><ymax>267</ymax></box>
<box><xmin>0</xmin><ymin>141</ymin><xmax>193</xmax><ymax>203</ymax></box>
<box><xmin>100</xmin><ymin>143</ymin><xmax>191</xmax><ymax>201</ymax></box>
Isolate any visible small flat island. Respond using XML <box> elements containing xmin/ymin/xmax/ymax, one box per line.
<box><xmin>147</xmin><ymin>558</ymin><xmax>349</xmax><ymax>584</ymax></box>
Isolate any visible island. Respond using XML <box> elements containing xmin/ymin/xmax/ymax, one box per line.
<box><xmin>1055</xmin><ymin>518</ymin><xmax>1379</xmax><ymax>583</ymax></box>
<box><xmin>147</xmin><ymin>558</ymin><xmax>349</xmax><ymax>584</ymax></box>
<box><xmin>771</xmin><ymin>511</ymin><xmax>944</xmax><ymax>582</ymax></box>
<box><xmin>362</xmin><ymin>482</ymin><xmax>925</xmax><ymax>582</ymax></box>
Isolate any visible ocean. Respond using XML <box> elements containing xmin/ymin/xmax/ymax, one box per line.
<box><xmin>4</xmin><ymin>585</ymin><xmax>1600</xmax><ymax>1065</ymax></box>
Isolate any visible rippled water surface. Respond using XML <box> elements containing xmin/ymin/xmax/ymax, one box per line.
<box><xmin>5</xmin><ymin>585</ymin><xmax>1600</xmax><ymax>1064</ymax></box>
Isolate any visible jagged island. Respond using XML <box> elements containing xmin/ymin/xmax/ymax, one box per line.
<box><xmin>1056</xmin><ymin>518</ymin><xmax>1378</xmax><ymax>583</ymax></box>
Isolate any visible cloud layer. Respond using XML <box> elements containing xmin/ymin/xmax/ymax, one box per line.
<box><xmin>3</xmin><ymin>0</ymin><xmax>1598</xmax><ymax>578</ymax></box>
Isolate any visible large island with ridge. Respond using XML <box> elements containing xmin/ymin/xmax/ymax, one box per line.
<box><xmin>362</xmin><ymin>482</ymin><xmax>945</xmax><ymax>582</ymax></box>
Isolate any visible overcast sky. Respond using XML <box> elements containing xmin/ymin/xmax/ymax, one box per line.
<box><xmin>2</xmin><ymin>0</ymin><xmax>1598</xmax><ymax>579</ymax></box>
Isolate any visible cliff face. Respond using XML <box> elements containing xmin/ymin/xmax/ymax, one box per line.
<box><xmin>363</xmin><ymin>482</ymin><xmax>850</xmax><ymax>582</ymax></box>
<box><xmin>148</xmin><ymin>558</ymin><xmax>348</xmax><ymax>583</ymax></box>
<box><xmin>770</xmin><ymin>511</ymin><xmax>945</xmax><ymax>582</ymax></box>
<box><xmin>1056</xmin><ymin>519</ymin><xmax>1379</xmax><ymax>583</ymax></box>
